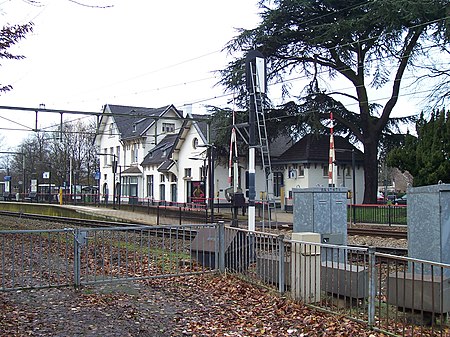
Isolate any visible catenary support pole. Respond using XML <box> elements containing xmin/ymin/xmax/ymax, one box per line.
<box><xmin>245</xmin><ymin>50</ymin><xmax>266</xmax><ymax>232</ymax></box>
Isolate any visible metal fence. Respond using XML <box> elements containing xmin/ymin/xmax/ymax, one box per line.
<box><xmin>0</xmin><ymin>228</ymin><xmax>74</xmax><ymax>291</ymax></box>
<box><xmin>2</xmin><ymin>224</ymin><xmax>449</xmax><ymax>336</ymax></box>
<box><xmin>1</xmin><ymin>224</ymin><xmax>218</xmax><ymax>291</ymax></box>
<box><xmin>76</xmin><ymin>224</ymin><xmax>217</xmax><ymax>286</ymax></box>
<box><xmin>222</xmin><ymin>227</ymin><xmax>450</xmax><ymax>337</ymax></box>
<box><xmin>350</xmin><ymin>204</ymin><xmax>407</xmax><ymax>226</ymax></box>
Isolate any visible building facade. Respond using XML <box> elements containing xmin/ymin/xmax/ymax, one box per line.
<box><xmin>95</xmin><ymin>104</ymin><xmax>365</xmax><ymax>206</ymax></box>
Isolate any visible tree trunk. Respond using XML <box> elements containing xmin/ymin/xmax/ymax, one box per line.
<box><xmin>363</xmin><ymin>140</ymin><xmax>378</xmax><ymax>204</ymax></box>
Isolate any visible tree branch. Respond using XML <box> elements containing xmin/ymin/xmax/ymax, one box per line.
<box><xmin>378</xmin><ymin>28</ymin><xmax>424</xmax><ymax>131</ymax></box>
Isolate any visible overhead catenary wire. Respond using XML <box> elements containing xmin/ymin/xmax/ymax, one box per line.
<box><xmin>1</xmin><ymin>2</ymin><xmax>448</xmax><ymax>138</ymax></box>
<box><xmin>32</xmin><ymin>2</ymin><xmax>450</xmax><ymax>109</ymax></box>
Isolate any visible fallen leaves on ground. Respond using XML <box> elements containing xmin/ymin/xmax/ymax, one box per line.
<box><xmin>0</xmin><ymin>273</ymin><xmax>388</xmax><ymax>336</ymax></box>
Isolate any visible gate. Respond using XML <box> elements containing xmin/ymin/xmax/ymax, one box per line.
<box><xmin>1</xmin><ymin>224</ymin><xmax>219</xmax><ymax>291</ymax></box>
<box><xmin>0</xmin><ymin>228</ymin><xmax>74</xmax><ymax>291</ymax></box>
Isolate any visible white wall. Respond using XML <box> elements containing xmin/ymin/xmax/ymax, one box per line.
<box><xmin>176</xmin><ymin>125</ymin><xmax>205</xmax><ymax>203</ymax></box>
<box><xmin>96</xmin><ymin>106</ymin><xmax>184</xmax><ymax>202</ymax></box>
<box><xmin>95</xmin><ymin>114</ymin><xmax>120</xmax><ymax>202</ymax></box>
<box><xmin>282</xmin><ymin>164</ymin><xmax>365</xmax><ymax>204</ymax></box>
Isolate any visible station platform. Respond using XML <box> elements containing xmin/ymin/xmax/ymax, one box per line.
<box><xmin>60</xmin><ymin>204</ymin><xmax>294</xmax><ymax>227</ymax></box>
<box><xmin>61</xmin><ymin>205</ymin><xmax>159</xmax><ymax>225</ymax></box>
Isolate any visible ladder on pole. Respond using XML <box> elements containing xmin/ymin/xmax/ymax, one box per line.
<box><xmin>250</xmin><ymin>66</ymin><xmax>277</xmax><ymax>230</ymax></box>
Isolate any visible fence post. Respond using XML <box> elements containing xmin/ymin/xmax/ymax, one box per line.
<box><xmin>73</xmin><ymin>229</ymin><xmax>81</xmax><ymax>288</ymax></box>
<box><xmin>388</xmin><ymin>204</ymin><xmax>392</xmax><ymax>226</ymax></box>
<box><xmin>367</xmin><ymin>246</ymin><xmax>376</xmax><ymax>328</ymax></box>
<box><xmin>217</xmin><ymin>221</ymin><xmax>225</xmax><ymax>273</ymax></box>
<box><xmin>278</xmin><ymin>234</ymin><xmax>285</xmax><ymax>293</ymax></box>
<box><xmin>157</xmin><ymin>204</ymin><xmax>160</xmax><ymax>225</ymax></box>
<box><xmin>179</xmin><ymin>206</ymin><xmax>182</xmax><ymax>226</ymax></box>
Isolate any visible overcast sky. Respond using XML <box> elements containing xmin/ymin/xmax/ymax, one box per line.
<box><xmin>0</xmin><ymin>0</ymin><xmax>263</xmax><ymax>147</ymax></box>
<box><xmin>0</xmin><ymin>0</ymin><xmax>431</xmax><ymax>150</ymax></box>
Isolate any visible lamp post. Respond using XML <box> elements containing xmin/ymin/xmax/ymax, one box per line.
<box><xmin>98</xmin><ymin>153</ymin><xmax>118</xmax><ymax>209</ymax></box>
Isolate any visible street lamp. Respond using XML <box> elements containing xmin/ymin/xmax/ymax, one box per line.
<box><xmin>98</xmin><ymin>153</ymin><xmax>118</xmax><ymax>209</ymax></box>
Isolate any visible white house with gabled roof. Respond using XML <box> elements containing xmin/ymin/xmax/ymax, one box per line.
<box><xmin>94</xmin><ymin>104</ymin><xmax>183</xmax><ymax>204</ymax></box>
<box><xmin>95</xmin><ymin>103</ymin><xmax>365</xmax><ymax>208</ymax></box>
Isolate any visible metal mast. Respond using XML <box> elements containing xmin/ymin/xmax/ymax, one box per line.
<box><xmin>245</xmin><ymin>51</ymin><xmax>276</xmax><ymax>231</ymax></box>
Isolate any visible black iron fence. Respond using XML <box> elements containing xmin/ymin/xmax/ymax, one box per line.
<box><xmin>349</xmin><ymin>204</ymin><xmax>407</xmax><ymax>226</ymax></box>
<box><xmin>284</xmin><ymin>198</ymin><xmax>407</xmax><ymax>226</ymax></box>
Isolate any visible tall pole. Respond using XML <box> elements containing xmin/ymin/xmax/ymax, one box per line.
<box><xmin>246</xmin><ymin>50</ymin><xmax>266</xmax><ymax>232</ymax></box>
<box><xmin>352</xmin><ymin>149</ymin><xmax>356</xmax><ymax>204</ymax></box>
<box><xmin>352</xmin><ymin>149</ymin><xmax>356</xmax><ymax>224</ymax></box>
<box><xmin>208</xmin><ymin>145</ymin><xmax>215</xmax><ymax>223</ymax></box>
<box><xmin>69</xmin><ymin>157</ymin><xmax>73</xmax><ymax>200</ymax></box>
<box><xmin>328</xmin><ymin>112</ymin><xmax>337</xmax><ymax>187</ymax></box>
<box><xmin>112</xmin><ymin>156</ymin><xmax>117</xmax><ymax>209</ymax></box>
<box><xmin>22</xmin><ymin>150</ymin><xmax>26</xmax><ymax>198</ymax></box>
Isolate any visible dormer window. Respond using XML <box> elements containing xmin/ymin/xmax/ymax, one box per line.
<box><xmin>162</xmin><ymin>123</ymin><xmax>175</xmax><ymax>133</ymax></box>
<box><xmin>132</xmin><ymin>124</ymin><xmax>137</xmax><ymax>132</ymax></box>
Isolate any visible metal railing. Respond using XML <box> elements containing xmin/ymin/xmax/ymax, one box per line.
<box><xmin>76</xmin><ymin>224</ymin><xmax>217</xmax><ymax>286</ymax></box>
<box><xmin>350</xmin><ymin>204</ymin><xmax>407</xmax><ymax>226</ymax></box>
<box><xmin>2</xmin><ymin>224</ymin><xmax>449</xmax><ymax>336</ymax></box>
<box><xmin>0</xmin><ymin>228</ymin><xmax>74</xmax><ymax>291</ymax></box>
<box><xmin>222</xmin><ymin>227</ymin><xmax>449</xmax><ymax>336</ymax></box>
<box><xmin>1</xmin><ymin>224</ymin><xmax>218</xmax><ymax>290</ymax></box>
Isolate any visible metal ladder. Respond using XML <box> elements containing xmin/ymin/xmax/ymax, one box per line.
<box><xmin>250</xmin><ymin>66</ymin><xmax>277</xmax><ymax>229</ymax></box>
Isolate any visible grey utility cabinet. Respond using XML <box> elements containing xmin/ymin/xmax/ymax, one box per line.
<box><xmin>408</xmin><ymin>183</ymin><xmax>450</xmax><ymax>275</ymax></box>
<box><xmin>292</xmin><ymin>187</ymin><xmax>348</xmax><ymax>246</ymax></box>
<box><xmin>292</xmin><ymin>187</ymin><xmax>369</xmax><ymax>299</ymax></box>
<box><xmin>387</xmin><ymin>184</ymin><xmax>450</xmax><ymax>314</ymax></box>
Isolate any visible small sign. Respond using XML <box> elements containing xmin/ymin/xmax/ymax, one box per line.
<box><xmin>191</xmin><ymin>180</ymin><xmax>206</xmax><ymax>204</ymax></box>
<box><xmin>30</xmin><ymin>179</ymin><xmax>37</xmax><ymax>193</ymax></box>
<box><xmin>42</xmin><ymin>172</ymin><xmax>50</xmax><ymax>179</ymax></box>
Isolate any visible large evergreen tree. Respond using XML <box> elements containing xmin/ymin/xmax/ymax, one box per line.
<box><xmin>387</xmin><ymin>109</ymin><xmax>450</xmax><ymax>186</ymax></box>
<box><xmin>219</xmin><ymin>0</ymin><xmax>450</xmax><ymax>203</ymax></box>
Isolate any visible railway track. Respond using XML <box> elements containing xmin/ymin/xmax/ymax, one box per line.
<box><xmin>0</xmin><ymin>210</ymin><xmax>409</xmax><ymax>256</ymax></box>
<box><xmin>1</xmin><ymin>210</ymin><xmax>408</xmax><ymax>238</ymax></box>
<box><xmin>347</xmin><ymin>227</ymin><xmax>407</xmax><ymax>239</ymax></box>
<box><xmin>0</xmin><ymin>210</ymin><xmax>141</xmax><ymax>228</ymax></box>
<box><xmin>268</xmin><ymin>222</ymin><xmax>408</xmax><ymax>239</ymax></box>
